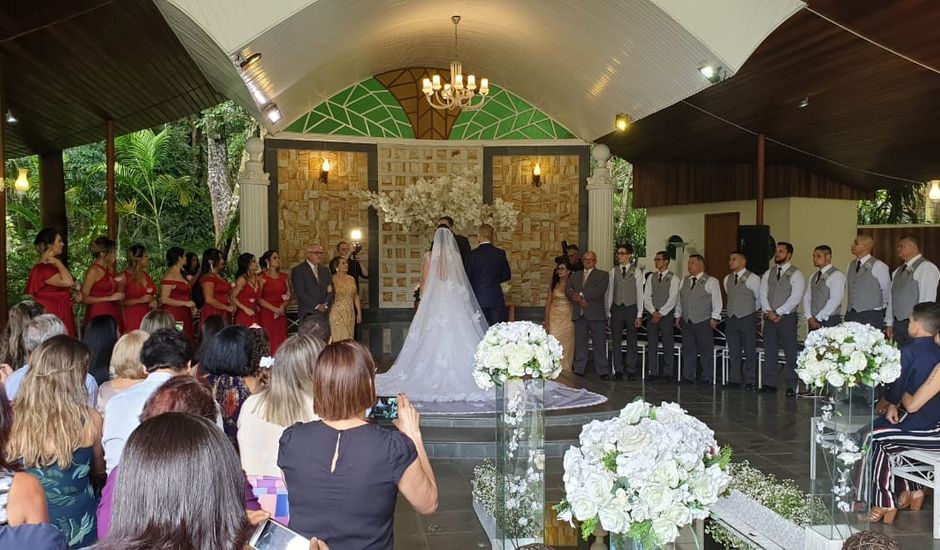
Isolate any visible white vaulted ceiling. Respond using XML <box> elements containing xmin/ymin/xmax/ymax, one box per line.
<box><xmin>160</xmin><ymin>0</ymin><xmax>803</xmax><ymax>140</ymax></box>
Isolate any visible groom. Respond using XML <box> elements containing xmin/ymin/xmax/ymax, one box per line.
<box><xmin>465</xmin><ymin>224</ymin><xmax>512</xmax><ymax>326</ymax></box>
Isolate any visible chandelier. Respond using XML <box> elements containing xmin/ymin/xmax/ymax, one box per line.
<box><xmin>422</xmin><ymin>16</ymin><xmax>489</xmax><ymax>111</ymax></box>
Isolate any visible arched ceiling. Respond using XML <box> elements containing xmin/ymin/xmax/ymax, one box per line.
<box><xmin>160</xmin><ymin>0</ymin><xmax>803</xmax><ymax>141</ymax></box>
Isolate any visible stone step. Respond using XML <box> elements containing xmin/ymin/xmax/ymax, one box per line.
<box><xmin>420</xmin><ymin>425</ymin><xmax>583</xmax><ymax>459</ymax></box>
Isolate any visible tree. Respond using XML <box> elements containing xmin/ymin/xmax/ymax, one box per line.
<box><xmin>857</xmin><ymin>184</ymin><xmax>926</xmax><ymax>225</ymax></box>
<box><xmin>611</xmin><ymin>156</ymin><xmax>646</xmax><ymax>257</ymax></box>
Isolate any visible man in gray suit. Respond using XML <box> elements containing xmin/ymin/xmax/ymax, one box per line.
<box><xmin>291</xmin><ymin>243</ymin><xmax>335</xmax><ymax>321</ymax></box>
<box><xmin>567</xmin><ymin>250</ymin><xmax>610</xmax><ymax>379</ymax></box>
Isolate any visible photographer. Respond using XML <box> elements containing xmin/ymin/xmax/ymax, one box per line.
<box><xmin>335</xmin><ymin>241</ymin><xmax>369</xmax><ymax>290</ymax></box>
<box><xmin>554</xmin><ymin>243</ymin><xmax>584</xmax><ymax>272</ymax></box>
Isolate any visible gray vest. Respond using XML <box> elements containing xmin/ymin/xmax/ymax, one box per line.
<box><xmin>726</xmin><ymin>271</ymin><xmax>757</xmax><ymax>318</ymax></box>
<box><xmin>810</xmin><ymin>267</ymin><xmax>840</xmax><ymax>316</ymax></box>
<box><xmin>847</xmin><ymin>257</ymin><xmax>883</xmax><ymax>312</ymax></box>
<box><xmin>680</xmin><ymin>273</ymin><xmax>713</xmax><ymax>323</ymax></box>
<box><xmin>650</xmin><ymin>271</ymin><xmax>673</xmax><ymax>310</ymax></box>
<box><xmin>892</xmin><ymin>256</ymin><xmax>927</xmax><ymax>321</ymax></box>
<box><xmin>767</xmin><ymin>265</ymin><xmax>798</xmax><ymax>310</ymax></box>
<box><xmin>611</xmin><ymin>265</ymin><xmax>639</xmax><ymax>307</ymax></box>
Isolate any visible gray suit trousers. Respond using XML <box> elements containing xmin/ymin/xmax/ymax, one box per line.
<box><xmin>762</xmin><ymin>313</ymin><xmax>799</xmax><ymax>389</ymax></box>
<box><xmin>574</xmin><ymin>317</ymin><xmax>609</xmax><ymax>375</ymax></box>
<box><xmin>680</xmin><ymin>319</ymin><xmax>714</xmax><ymax>382</ymax></box>
<box><xmin>845</xmin><ymin>309</ymin><xmax>885</xmax><ymax>330</ymax></box>
<box><xmin>609</xmin><ymin>304</ymin><xmax>638</xmax><ymax>374</ymax></box>
<box><xmin>646</xmin><ymin>313</ymin><xmax>675</xmax><ymax>377</ymax></box>
<box><xmin>726</xmin><ymin>314</ymin><xmax>758</xmax><ymax>384</ymax></box>
<box><xmin>893</xmin><ymin>318</ymin><xmax>912</xmax><ymax>348</ymax></box>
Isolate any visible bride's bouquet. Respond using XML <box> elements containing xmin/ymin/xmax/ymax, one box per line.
<box><xmin>796</xmin><ymin>322</ymin><xmax>901</xmax><ymax>388</ymax></box>
<box><xmin>556</xmin><ymin>399</ymin><xmax>732</xmax><ymax>547</ymax></box>
<box><xmin>472</xmin><ymin>321</ymin><xmax>563</xmax><ymax>390</ymax></box>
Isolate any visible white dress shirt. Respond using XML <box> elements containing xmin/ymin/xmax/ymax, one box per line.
<box><xmin>803</xmin><ymin>264</ymin><xmax>846</xmax><ymax>321</ymax></box>
<box><xmin>723</xmin><ymin>268</ymin><xmax>761</xmax><ymax>312</ymax></box>
<box><xmin>643</xmin><ymin>269</ymin><xmax>680</xmax><ymax>316</ymax></box>
<box><xmin>759</xmin><ymin>263</ymin><xmax>805</xmax><ymax>316</ymax></box>
<box><xmin>886</xmin><ymin>254</ymin><xmax>940</xmax><ymax>326</ymax></box>
<box><xmin>848</xmin><ymin>254</ymin><xmax>891</xmax><ymax>311</ymax></box>
<box><xmin>605</xmin><ymin>264</ymin><xmax>645</xmax><ymax>318</ymax></box>
<box><xmin>674</xmin><ymin>273</ymin><xmax>723</xmax><ymax>320</ymax></box>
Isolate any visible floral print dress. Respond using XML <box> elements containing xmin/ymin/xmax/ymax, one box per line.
<box><xmin>27</xmin><ymin>447</ymin><xmax>97</xmax><ymax>548</ymax></box>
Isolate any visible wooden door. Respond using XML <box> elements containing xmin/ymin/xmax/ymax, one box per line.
<box><xmin>704</xmin><ymin>212</ymin><xmax>740</xmax><ymax>301</ymax></box>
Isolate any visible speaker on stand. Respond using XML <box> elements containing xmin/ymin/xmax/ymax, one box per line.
<box><xmin>737</xmin><ymin>225</ymin><xmax>775</xmax><ymax>277</ymax></box>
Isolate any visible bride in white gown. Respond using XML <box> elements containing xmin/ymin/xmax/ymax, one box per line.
<box><xmin>374</xmin><ymin>227</ymin><xmax>492</xmax><ymax>402</ymax></box>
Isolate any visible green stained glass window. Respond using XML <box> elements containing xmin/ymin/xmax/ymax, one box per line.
<box><xmin>283</xmin><ymin>79</ymin><xmax>416</xmax><ymax>139</ymax></box>
<box><xmin>448</xmin><ymin>84</ymin><xmax>575</xmax><ymax>140</ymax></box>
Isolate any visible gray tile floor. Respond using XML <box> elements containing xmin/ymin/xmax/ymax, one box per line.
<box><xmin>388</xmin><ymin>370</ymin><xmax>937</xmax><ymax>549</ymax></box>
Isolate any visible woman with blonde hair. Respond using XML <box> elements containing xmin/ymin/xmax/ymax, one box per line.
<box><xmin>0</xmin><ymin>301</ymin><xmax>44</xmax><ymax>369</ymax></box>
<box><xmin>8</xmin><ymin>335</ymin><xmax>105</xmax><ymax>547</ymax></box>
<box><xmin>544</xmin><ymin>263</ymin><xmax>575</xmax><ymax>371</ymax></box>
<box><xmin>238</xmin><ymin>335</ymin><xmax>324</xmax><ymax>523</ymax></box>
<box><xmin>96</xmin><ymin>330</ymin><xmax>149</xmax><ymax>415</ymax></box>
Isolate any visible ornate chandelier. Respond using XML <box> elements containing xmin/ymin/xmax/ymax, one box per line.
<box><xmin>422</xmin><ymin>16</ymin><xmax>489</xmax><ymax>111</ymax></box>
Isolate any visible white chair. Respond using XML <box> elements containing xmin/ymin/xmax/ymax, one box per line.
<box><xmin>890</xmin><ymin>449</ymin><xmax>940</xmax><ymax>539</ymax></box>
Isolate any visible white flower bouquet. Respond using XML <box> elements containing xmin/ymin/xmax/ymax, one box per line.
<box><xmin>472</xmin><ymin>321</ymin><xmax>563</xmax><ymax>390</ymax></box>
<box><xmin>556</xmin><ymin>399</ymin><xmax>732</xmax><ymax>547</ymax></box>
<box><xmin>796</xmin><ymin>322</ymin><xmax>901</xmax><ymax>389</ymax></box>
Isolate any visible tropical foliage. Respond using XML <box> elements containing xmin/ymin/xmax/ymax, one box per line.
<box><xmin>857</xmin><ymin>184</ymin><xmax>926</xmax><ymax>225</ymax></box>
<box><xmin>611</xmin><ymin>156</ymin><xmax>646</xmax><ymax>258</ymax></box>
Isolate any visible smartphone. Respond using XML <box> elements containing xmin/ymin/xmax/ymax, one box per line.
<box><xmin>561</xmin><ymin>240</ymin><xmax>569</xmax><ymax>254</ymax></box>
<box><xmin>366</xmin><ymin>396</ymin><xmax>399</xmax><ymax>420</ymax></box>
<box><xmin>248</xmin><ymin>519</ymin><xmax>309</xmax><ymax>550</ymax></box>
<box><xmin>174</xmin><ymin>321</ymin><xmax>184</xmax><ymax>332</ymax></box>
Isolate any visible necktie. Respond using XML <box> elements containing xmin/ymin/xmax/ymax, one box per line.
<box><xmin>311</xmin><ymin>264</ymin><xmax>319</xmax><ymax>283</ymax></box>
<box><xmin>621</xmin><ymin>266</ymin><xmax>626</xmax><ymax>278</ymax></box>
<box><xmin>658</xmin><ymin>273</ymin><xmax>663</xmax><ymax>283</ymax></box>
<box><xmin>776</xmin><ymin>267</ymin><xmax>782</xmax><ymax>281</ymax></box>
<box><xmin>734</xmin><ymin>273</ymin><xmax>739</xmax><ymax>285</ymax></box>
<box><xmin>815</xmin><ymin>271</ymin><xmax>822</xmax><ymax>284</ymax></box>
<box><xmin>690</xmin><ymin>276</ymin><xmax>696</xmax><ymax>290</ymax></box>
<box><xmin>583</xmin><ymin>270</ymin><xmax>589</xmax><ymax>285</ymax></box>
<box><xmin>856</xmin><ymin>260</ymin><xmax>861</xmax><ymax>273</ymax></box>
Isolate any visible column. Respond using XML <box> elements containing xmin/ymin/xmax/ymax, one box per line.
<box><xmin>238</xmin><ymin>136</ymin><xmax>271</xmax><ymax>256</ymax></box>
<box><xmin>586</xmin><ymin>143</ymin><xmax>616</xmax><ymax>269</ymax></box>
<box><xmin>39</xmin><ymin>150</ymin><xmax>68</xmax><ymax>265</ymax></box>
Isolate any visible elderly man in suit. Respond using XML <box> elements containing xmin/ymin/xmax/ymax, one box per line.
<box><xmin>291</xmin><ymin>243</ymin><xmax>335</xmax><ymax>321</ymax></box>
<box><xmin>465</xmin><ymin>224</ymin><xmax>512</xmax><ymax>326</ymax></box>
<box><xmin>567</xmin><ymin>250</ymin><xmax>610</xmax><ymax>380</ymax></box>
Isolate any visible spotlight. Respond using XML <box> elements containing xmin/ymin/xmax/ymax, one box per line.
<box><xmin>698</xmin><ymin>65</ymin><xmax>725</xmax><ymax>84</ymax></box>
<box><xmin>798</xmin><ymin>97</ymin><xmax>810</xmax><ymax>108</ymax></box>
<box><xmin>350</xmin><ymin>228</ymin><xmax>363</xmax><ymax>255</ymax></box>
<box><xmin>5</xmin><ymin>110</ymin><xmax>16</xmax><ymax>123</ymax></box>
<box><xmin>238</xmin><ymin>52</ymin><xmax>263</xmax><ymax>70</ymax></box>
<box><xmin>615</xmin><ymin>113</ymin><xmax>631</xmax><ymax>132</ymax></box>
<box><xmin>264</xmin><ymin>104</ymin><xmax>281</xmax><ymax>123</ymax></box>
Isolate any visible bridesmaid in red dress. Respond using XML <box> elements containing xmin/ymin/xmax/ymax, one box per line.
<box><xmin>198</xmin><ymin>248</ymin><xmax>235</xmax><ymax>324</ymax></box>
<box><xmin>258</xmin><ymin>249</ymin><xmax>291</xmax><ymax>353</ymax></box>
<box><xmin>122</xmin><ymin>244</ymin><xmax>157</xmax><ymax>331</ymax></box>
<box><xmin>25</xmin><ymin>228</ymin><xmax>77</xmax><ymax>336</ymax></box>
<box><xmin>160</xmin><ymin>247</ymin><xmax>196</xmax><ymax>342</ymax></box>
<box><xmin>232</xmin><ymin>253</ymin><xmax>262</xmax><ymax>327</ymax></box>
<box><xmin>81</xmin><ymin>236</ymin><xmax>124</xmax><ymax>332</ymax></box>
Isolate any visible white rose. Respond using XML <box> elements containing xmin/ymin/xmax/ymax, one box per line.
<box><xmin>598</xmin><ymin>505</ymin><xmax>629</xmax><ymax>534</ymax></box>
<box><xmin>620</xmin><ymin>400</ymin><xmax>651</xmax><ymax>424</ymax></box>
<box><xmin>616</xmin><ymin>425</ymin><xmax>650</xmax><ymax>455</ymax></box>
<box><xmin>584</xmin><ymin>471</ymin><xmax>615</xmax><ymax>504</ymax></box>
<box><xmin>569</xmin><ymin>493</ymin><xmax>599</xmax><ymax>521</ymax></box>
<box><xmin>653</xmin><ymin>460</ymin><xmax>680</xmax><ymax>488</ymax></box>
<box><xmin>473</xmin><ymin>370</ymin><xmax>493</xmax><ymax>390</ymax></box>
<box><xmin>844</xmin><ymin>351</ymin><xmax>867</xmax><ymax>374</ymax></box>
<box><xmin>638</xmin><ymin>483</ymin><xmax>674</xmax><ymax>513</ymax></box>
<box><xmin>663</xmin><ymin>501</ymin><xmax>692</xmax><ymax>528</ymax></box>
<box><xmin>689</xmin><ymin>473</ymin><xmax>719</xmax><ymax>504</ymax></box>
<box><xmin>651</xmin><ymin>517</ymin><xmax>680</xmax><ymax>545</ymax></box>
<box><xmin>827</xmin><ymin>370</ymin><xmax>845</xmax><ymax>387</ymax></box>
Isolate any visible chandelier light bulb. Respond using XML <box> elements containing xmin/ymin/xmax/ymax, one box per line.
<box><xmin>423</xmin><ymin>16</ymin><xmax>488</xmax><ymax>111</ymax></box>
<box><xmin>929</xmin><ymin>180</ymin><xmax>940</xmax><ymax>201</ymax></box>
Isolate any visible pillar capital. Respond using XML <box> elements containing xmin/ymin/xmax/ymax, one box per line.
<box><xmin>239</xmin><ymin>136</ymin><xmax>270</xmax><ymax>186</ymax></box>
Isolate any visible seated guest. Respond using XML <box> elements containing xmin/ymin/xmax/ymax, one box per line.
<box><xmin>8</xmin><ymin>336</ymin><xmax>106</xmax><ymax>547</ymax></box>
<box><xmin>0</xmin><ymin>384</ymin><xmax>64</xmax><ymax>548</ymax></box>
<box><xmin>83</xmin><ymin>315</ymin><xmax>119</xmax><ymax>386</ymax></box>
<box><xmin>298</xmin><ymin>313</ymin><xmax>331</xmax><ymax>343</ymax></box>
<box><xmin>97</xmin><ymin>376</ymin><xmax>264</xmax><ymax>539</ymax></box>
<box><xmin>199</xmin><ymin>325</ymin><xmax>261</xmax><ymax>449</ymax></box>
<box><xmin>96</xmin><ymin>331</ymin><xmax>149</xmax><ymax>415</ymax></box>
<box><xmin>0</xmin><ymin>301</ymin><xmax>44</xmax><ymax>370</ymax></box>
<box><xmin>139</xmin><ymin>308</ymin><xmax>175</xmax><ymax>334</ymax></box>
<box><xmin>6</xmin><ymin>315</ymin><xmax>99</xmax><ymax>408</ymax></box>
<box><xmin>279</xmin><ymin>341</ymin><xmax>438</xmax><ymax>549</ymax></box>
<box><xmin>239</xmin><ymin>335</ymin><xmax>324</xmax><ymax>522</ymax></box>
<box><xmin>198</xmin><ymin>314</ymin><xmax>228</xmax><ymax>352</ymax></box>
<box><xmin>868</xmin><ymin>302</ymin><xmax>940</xmax><ymax>523</ymax></box>
<box><xmin>102</xmin><ymin>329</ymin><xmax>193</xmax><ymax>474</ymax></box>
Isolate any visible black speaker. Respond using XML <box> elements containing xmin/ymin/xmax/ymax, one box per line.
<box><xmin>737</xmin><ymin>225</ymin><xmax>775</xmax><ymax>276</ymax></box>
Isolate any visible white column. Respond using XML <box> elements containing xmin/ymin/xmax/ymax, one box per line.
<box><xmin>238</xmin><ymin>136</ymin><xmax>271</xmax><ymax>256</ymax></box>
<box><xmin>586</xmin><ymin>143</ymin><xmax>616</xmax><ymax>269</ymax></box>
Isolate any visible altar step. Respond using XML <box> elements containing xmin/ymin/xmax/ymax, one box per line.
<box><xmin>419</xmin><ymin>423</ymin><xmax>585</xmax><ymax>459</ymax></box>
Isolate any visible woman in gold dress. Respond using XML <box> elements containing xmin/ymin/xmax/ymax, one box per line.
<box><xmin>544</xmin><ymin>263</ymin><xmax>574</xmax><ymax>371</ymax></box>
<box><xmin>328</xmin><ymin>256</ymin><xmax>361</xmax><ymax>341</ymax></box>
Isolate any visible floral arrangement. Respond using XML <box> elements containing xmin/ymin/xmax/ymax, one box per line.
<box><xmin>357</xmin><ymin>172</ymin><xmax>519</xmax><ymax>236</ymax></box>
<box><xmin>556</xmin><ymin>399</ymin><xmax>732</xmax><ymax>548</ymax></box>
<box><xmin>796</xmin><ymin>322</ymin><xmax>901</xmax><ymax>389</ymax></box>
<box><xmin>705</xmin><ymin>461</ymin><xmax>827</xmax><ymax>548</ymax></box>
<box><xmin>471</xmin><ymin>461</ymin><xmax>541</xmax><ymax>540</ymax></box>
<box><xmin>472</xmin><ymin>321</ymin><xmax>563</xmax><ymax>390</ymax></box>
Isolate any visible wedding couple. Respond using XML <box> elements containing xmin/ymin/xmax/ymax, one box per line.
<box><xmin>375</xmin><ymin>221</ymin><xmax>510</xmax><ymax>402</ymax></box>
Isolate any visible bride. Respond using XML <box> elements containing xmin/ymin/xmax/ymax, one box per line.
<box><xmin>374</xmin><ymin>226</ymin><xmax>491</xmax><ymax>402</ymax></box>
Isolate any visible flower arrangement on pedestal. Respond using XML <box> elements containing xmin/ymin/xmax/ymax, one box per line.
<box><xmin>796</xmin><ymin>322</ymin><xmax>901</xmax><ymax>389</ymax></box>
<box><xmin>472</xmin><ymin>321</ymin><xmax>563</xmax><ymax>390</ymax></box>
<box><xmin>556</xmin><ymin>399</ymin><xmax>732</xmax><ymax>549</ymax></box>
<box><xmin>357</xmin><ymin>172</ymin><xmax>518</xmax><ymax>236</ymax></box>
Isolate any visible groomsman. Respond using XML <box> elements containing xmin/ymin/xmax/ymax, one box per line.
<box><xmin>643</xmin><ymin>251</ymin><xmax>679</xmax><ymax>381</ymax></box>
<box><xmin>845</xmin><ymin>234</ymin><xmax>890</xmax><ymax>329</ymax></box>
<box><xmin>568</xmin><ymin>251</ymin><xmax>610</xmax><ymax>379</ymax></box>
<box><xmin>675</xmin><ymin>254</ymin><xmax>722</xmax><ymax>385</ymax></box>
<box><xmin>887</xmin><ymin>236</ymin><xmax>940</xmax><ymax>346</ymax></box>
<box><xmin>723</xmin><ymin>252</ymin><xmax>761</xmax><ymax>390</ymax></box>
<box><xmin>804</xmin><ymin>245</ymin><xmax>846</xmax><ymax>331</ymax></box>
<box><xmin>606</xmin><ymin>244</ymin><xmax>644</xmax><ymax>380</ymax></box>
<box><xmin>760</xmin><ymin>242</ymin><xmax>805</xmax><ymax>396</ymax></box>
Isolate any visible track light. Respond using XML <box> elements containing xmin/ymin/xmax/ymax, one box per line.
<box><xmin>264</xmin><ymin>104</ymin><xmax>281</xmax><ymax>123</ymax></box>
<box><xmin>698</xmin><ymin>65</ymin><xmax>725</xmax><ymax>84</ymax></box>
<box><xmin>615</xmin><ymin>113</ymin><xmax>631</xmax><ymax>132</ymax></box>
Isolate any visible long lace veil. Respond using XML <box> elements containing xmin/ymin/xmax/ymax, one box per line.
<box><xmin>419</xmin><ymin>228</ymin><xmax>488</xmax><ymax>335</ymax></box>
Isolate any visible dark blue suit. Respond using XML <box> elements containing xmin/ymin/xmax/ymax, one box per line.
<box><xmin>465</xmin><ymin>242</ymin><xmax>511</xmax><ymax>326</ymax></box>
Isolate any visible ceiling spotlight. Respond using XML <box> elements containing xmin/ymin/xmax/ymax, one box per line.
<box><xmin>263</xmin><ymin>103</ymin><xmax>282</xmax><ymax>123</ymax></box>
<box><xmin>615</xmin><ymin>113</ymin><xmax>632</xmax><ymax>132</ymax></box>
<box><xmin>247</xmin><ymin>83</ymin><xmax>267</xmax><ymax>105</ymax></box>
<box><xmin>798</xmin><ymin>97</ymin><xmax>810</xmax><ymax>108</ymax></box>
<box><xmin>238</xmin><ymin>52</ymin><xmax>263</xmax><ymax>70</ymax></box>
<box><xmin>4</xmin><ymin>110</ymin><xmax>16</xmax><ymax>123</ymax></box>
<box><xmin>698</xmin><ymin>65</ymin><xmax>725</xmax><ymax>84</ymax></box>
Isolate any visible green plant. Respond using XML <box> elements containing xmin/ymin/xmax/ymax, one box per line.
<box><xmin>857</xmin><ymin>185</ymin><xmax>926</xmax><ymax>225</ymax></box>
<box><xmin>611</xmin><ymin>156</ymin><xmax>646</xmax><ymax>258</ymax></box>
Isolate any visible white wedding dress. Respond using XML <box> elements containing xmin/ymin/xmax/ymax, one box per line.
<box><xmin>374</xmin><ymin>228</ymin><xmax>492</xmax><ymax>402</ymax></box>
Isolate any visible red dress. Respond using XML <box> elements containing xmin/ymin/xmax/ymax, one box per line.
<box><xmin>123</xmin><ymin>270</ymin><xmax>156</xmax><ymax>332</ymax></box>
<box><xmin>25</xmin><ymin>262</ymin><xmax>77</xmax><ymax>337</ymax></box>
<box><xmin>259</xmin><ymin>272</ymin><xmax>289</xmax><ymax>352</ymax></box>
<box><xmin>200</xmin><ymin>273</ymin><xmax>232</xmax><ymax>323</ymax></box>
<box><xmin>234</xmin><ymin>279</ymin><xmax>260</xmax><ymax>327</ymax></box>
<box><xmin>161</xmin><ymin>278</ymin><xmax>194</xmax><ymax>342</ymax></box>
<box><xmin>85</xmin><ymin>263</ymin><xmax>123</xmax><ymax>332</ymax></box>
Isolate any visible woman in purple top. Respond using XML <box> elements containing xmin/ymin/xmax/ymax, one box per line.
<box><xmin>278</xmin><ymin>341</ymin><xmax>438</xmax><ymax>549</ymax></box>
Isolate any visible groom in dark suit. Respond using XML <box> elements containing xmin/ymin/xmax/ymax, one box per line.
<box><xmin>465</xmin><ymin>224</ymin><xmax>512</xmax><ymax>326</ymax></box>
<box><xmin>291</xmin><ymin>243</ymin><xmax>335</xmax><ymax>321</ymax></box>
<box><xmin>568</xmin><ymin>250</ymin><xmax>611</xmax><ymax>379</ymax></box>
<box><xmin>439</xmin><ymin>215</ymin><xmax>472</xmax><ymax>265</ymax></box>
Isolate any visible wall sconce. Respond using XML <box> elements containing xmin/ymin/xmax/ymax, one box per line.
<box><xmin>615</xmin><ymin>113</ymin><xmax>631</xmax><ymax>132</ymax></box>
<box><xmin>14</xmin><ymin>167</ymin><xmax>29</xmax><ymax>195</ymax></box>
<box><xmin>531</xmin><ymin>163</ymin><xmax>542</xmax><ymax>187</ymax></box>
<box><xmin>929</xmin><ymin>180</ymin><xmax>940</xmax><ymax>201</ymax></box>
<box><xmin>319</xmin><ymin>159</ymin><xmax>331</xmax><ymax>184</ymax></box>
<box><xmin>350</xmin><ymin>228</ymin><xmax>363</xmax><ymax>255</ymax></box>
